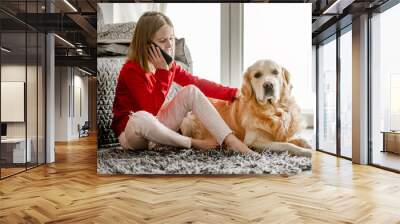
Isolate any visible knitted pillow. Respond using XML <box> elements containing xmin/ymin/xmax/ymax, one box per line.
<box><xmin>97</xmin><ymin>57</ymin><xmax>126</xmax><ymax>148</ymax></box>
<box><xmin>97</xmin><ymin>22</ymin><xmax>136</xmax><ymax>44</ymax></box>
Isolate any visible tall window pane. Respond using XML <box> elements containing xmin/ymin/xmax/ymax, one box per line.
<box><xmin>1</xmin><ymin>31</ymin><xmax>27</xmax><ymax>177</ymax></box>
<box><xmin>166</xmin><ymin>3</ymin><xmax>221</xmax><ymax>83</ymax></box>
<box><xmin>38</xmin><ymin>33</ymin><xmax>46</xmax><ymax>165</ymax></box>
<box><xmin>244</xmin><ymin>3</ymin><xmax>314</xmax><ymax>147</ymax></box>
<box><xmin>340</xmin><ymin>29</ymin><xmax>352</xmax><ymax>158</ymax></box>
<box><xmin>27</xmin><ymin>30</ymin><xmax>38</xmax><ymax>169</ymax></box>
<box><xmin>244</xmin><ymin>4</ymin><xmax>312</xmax><ymax>110</ymax></box>
<box><xmin>318</xmin><ymin>37</ymin><xmax>337</xmax><ymax>154</ymax></box>
<box><xmin>371</xmin><ymin>3</ymin><xmax>400</xmax><ymax>171</ymax></box>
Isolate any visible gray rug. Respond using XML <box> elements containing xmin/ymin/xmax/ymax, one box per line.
<box><xmin>97</xmin><ymin>145</ymin><xmax>312</xmax><ymax>175</ymax></box>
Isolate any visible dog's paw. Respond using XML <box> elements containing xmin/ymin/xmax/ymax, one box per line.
<box><xmin>294</xmin><ymin>149</ymin><xmax>312</xmax><ymax>158</ymax></box>
<box><xmin>289</xmin><ymin>138</ymin><xmax>312</xmax><ymax>149</ymax></box>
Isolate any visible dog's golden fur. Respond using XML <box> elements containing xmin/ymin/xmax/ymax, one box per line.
<box><xmin>181</xmin><ymin>59</ymin><xmax>312</xmax><ymax>157</ymax></box>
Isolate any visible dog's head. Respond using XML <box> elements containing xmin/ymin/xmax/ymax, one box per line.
<box><xmin>241</xmin><ymin>59</ymin><xmax>292</xmax><ymax>106</ymax></box>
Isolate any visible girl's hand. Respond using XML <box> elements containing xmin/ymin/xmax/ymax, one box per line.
<box><xmin>234</xmin><ymin>89</ymin><xmax>241</xmax><ymax>100</ymax></box>
<box><xmin>148</xmin><ymin>44</ymin><xmax>170</xmax><ymax>71</ymax></box>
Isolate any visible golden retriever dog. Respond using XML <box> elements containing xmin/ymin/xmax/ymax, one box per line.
<box><xmin>180</xmin><ymin>59</ymin><xmax>312</xmax><ymax>157</ymax></box>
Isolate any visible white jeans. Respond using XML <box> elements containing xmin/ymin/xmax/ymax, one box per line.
<box><xmin>118</xmin><ymin>85</ymin><xmax>232</xmax><ymax>150</ymax></box>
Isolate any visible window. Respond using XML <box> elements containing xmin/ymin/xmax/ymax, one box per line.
<box><xmin>166</xmin><ymin>3</ymin><xmax>221</xmax><ymax>83</ymax></box>
<box><xmin>390</xmin><ymin>74</ymin><xmax>400</xmax><ymax>130</ymax></box>
<box><xmin>0</xmin><ymin>1</ymin><xmax>46</xmax><ymax>179</ymax></box>
<box><xmin>340</xmin><ymin>29</ymin><xmax>352</xmax><ymax>158</ymax></box>
<box><xmin>371</xmin><ymin>3</ymin><xmax>400</xmax><ymax>171</ymax></box>
<box><xmin>244</xmin><ymin>3</ymin><xmax>312</xmax><ymax>112</ymax></box>
<box><xmin>318</xmin><ymin>37</ymin><xmax>337</xmax><ymax>154</ymax></box>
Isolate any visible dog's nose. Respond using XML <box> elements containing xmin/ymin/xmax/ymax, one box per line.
<box><xmin>263</xmin><ymin>82</ymin><xmax>274</xmax><ymax>91</ymax></box>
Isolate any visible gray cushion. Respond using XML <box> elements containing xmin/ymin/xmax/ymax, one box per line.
<box><xmin>97</xmin><ymin>22</ymin><xmax>136</xmax><ymax>44</ymax></box>
<box><xmin>97</xmin><ymin>56</ymin><xmax>126</xmax><ymax>147</ymax></box>
<box><xmin>175</xmin><ymin>38</ymin><xmax>193</xmax><ymax>72</ymax></box>
<box><xmin>97</xmin><ymin>43</ymin><xmax>130</xmax><ymax>56</ymax></box>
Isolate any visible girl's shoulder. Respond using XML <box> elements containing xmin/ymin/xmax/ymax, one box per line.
<box><xmin>122</xmin><ymin>59</ymin><xmax>140</xmax><ymax>70</ymax></box>
<box><xmin>120</xmin><ymin>60</ymin><xmax>144</xmax><ymax>77</ymax></box>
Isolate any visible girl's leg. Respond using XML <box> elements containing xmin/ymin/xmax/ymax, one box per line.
<box><xmin>118</xmin><ymin>130</ymin><xmax>148</xmax><ymax>150</ymax></box>
<box><xmin>124</xmin><ymin>111</ymin><xmax>191</xmax><ymax>149</ymax></box>
<box><xmin>157</xmin><ymin>85</ymin><xmax>232</xmax><ymax>145</ymax></box>
<box><xmin>157</xmin><ymin>85</ymin><xmax>257</xmax><ymax>154</ymax></box>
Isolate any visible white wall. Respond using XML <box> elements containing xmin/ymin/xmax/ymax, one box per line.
<box><xmin>54</xmin><ymin>67</ymin><xmax>89</xmax><ymax>141</ymax></box>
<box><xmin>1</xmin><ymin>65</ymin><xmax>34</xmax><ymax>138</ymax></box>
<box><xmin>55</xmin><ymin>66</ymin><xmax>69</xmax><ymax>141</ymax></box>
<box><xmin>72</xmin><ymin>74</ymin><xmax>89</xmax><ymax>138</ymax></box>
<box><xmin>1</xmin><ymin>64</ymin><xmax>46</xmax><ymax>163</ymax></box>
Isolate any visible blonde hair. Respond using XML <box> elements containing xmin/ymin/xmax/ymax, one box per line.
<box><xmin>127</xmin><ymin>11</ymin><xmax>173</xmax><ymax>72</ymax></box>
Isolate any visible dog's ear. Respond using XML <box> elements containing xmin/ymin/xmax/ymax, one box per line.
<box><xmin>282</xmin><ymin>67</ymin><xmax>293</xmax><ymax>90</ymax></box>
<box><xmin>241</xmin><ymin>70</ymin><xmax>253</xmax><ymax>99</ymax></box>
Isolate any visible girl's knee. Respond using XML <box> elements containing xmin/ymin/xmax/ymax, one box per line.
<box><xmin>181</xmin><ymin>85</ymin><xmax>200</xmax><ymax>95</ymax></box>
<box><xmin>132</xmin><ymin>110</ymin><xmax>154</xmax><ymax>120</ymax></box>
<box><xmin>180</xmin><ymin>85</ymin><xmax>206</xmax><ymax>104</ymax></box>
<box><xmin>130</xmin><ymin>111</ymin><xmax>157</xmax><ymax>133</ymax></box>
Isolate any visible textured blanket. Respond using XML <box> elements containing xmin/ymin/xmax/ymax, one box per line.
<box><xmin>97</xmin><ymin>145</ymin><xmax>312</xmax><ymax>175</ymax></box>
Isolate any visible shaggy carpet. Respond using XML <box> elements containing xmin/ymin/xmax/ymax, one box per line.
<box><xmin>97</xmin><ymin>145</ymin><xmax>312</xmax><ymax>175</ymax></box>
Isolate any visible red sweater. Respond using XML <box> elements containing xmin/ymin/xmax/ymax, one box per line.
<box><xmin>111</xmin><ymin>60</ymin><xmax>238</xmax><ymax>137</ymax></box>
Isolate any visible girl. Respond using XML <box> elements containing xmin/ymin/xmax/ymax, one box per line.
<box><xmin>111</xmin><ymin>11</ymin><xmax>256</xmax><ymax>155</ymax></box>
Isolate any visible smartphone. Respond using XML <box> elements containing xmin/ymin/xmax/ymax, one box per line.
<box><xmin>150</xmin><ymin>42</ymin><xmax>173</xmax><ymax>65</ymax></box>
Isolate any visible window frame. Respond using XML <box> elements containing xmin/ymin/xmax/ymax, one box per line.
<box><xmin>315</xmin><ymin>24</ymin><xmax>353</xmax><ymax>161</ymax></box>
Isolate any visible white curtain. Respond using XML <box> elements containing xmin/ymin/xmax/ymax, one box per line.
<box><xmin>113</xmin><ymin>3</ymin><xmax>167</xmax><ymax>23</ymax></box>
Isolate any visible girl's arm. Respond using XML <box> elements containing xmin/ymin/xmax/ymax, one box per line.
<box><xmin>173</xmin><ymin>63</ymin><xmax>238</xmax><ymax>102</ymax></box>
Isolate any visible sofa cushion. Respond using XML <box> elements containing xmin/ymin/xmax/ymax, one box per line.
<box><xmin>98</xmin><ymin>22</ymin><xmax>136</xmax><ymax>44</ymax></box>
<box><xmin>98</xmin><ymin>43</ymin><xmax>130</xmax><ymax>56</ymax></box>
<box><xmin>175</xmin><ymin>38</ymin><xmax>193</xmax><ymax>72</ymax></box>
<box><xmin>97</xmin><ymin>56</ymin><xmax>126</xmax><ymax>147</ymax></box>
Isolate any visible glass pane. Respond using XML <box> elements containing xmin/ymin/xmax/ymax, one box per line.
<box><xmin>244</xmin><ymin>4</ymin><xmax>313</xmax><ymax>111</ymax></box>
<box><xmin>74</xmin><ymin>81</ymin><xmax>81</xmax><ymax>138</ymax></box>
<box><xmin>166</xmin><ymin>3</ymin><xmax>221</xmax><ymax>83</ymax></box>
<box><xmin>38</xmin><ymin>32</ymin><xmax>45</xmax><ymax>165</ymax></box>
<box><xmin>244</xmin><ymin>4</ymin><xmax>315</xmax><ymax>148</ymax></box>
<box><xmin>1</xmin><ymin>31</ymin><xmax>27</xmax><ymax>177</ymax></box>
<box><xmin>318</xmin><ymin>37</ymin><xmax>337</xmax><ymax>154</ymax></box>
<box><xmin>27</xmin><ymin>31</ymin><xmax>38</xmax><ymax>169</ymax></box>
<box><xmin>371</xmin><ymin>3</ymin><xmax>400</xmax><ymax>171</ymax></box>
<box><xmin>340</xmin><ymin>29</ymin><xmax>352</xmax><ymax>158</ymax></box>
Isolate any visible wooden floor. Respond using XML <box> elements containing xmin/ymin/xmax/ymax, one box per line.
<box><xmin>1</xmin><ymin>135</ymin><xmax>400</xmax><ymax>223</ymax></box>
<box><xmin>1</xmin><ymin>167</ymin><xmax>26</xmax><ymax>178</ymax></box>
<box><xmin>373</xmin><ymin>150</ymin><xmax>400</xmax><ymax>171</ymax></box>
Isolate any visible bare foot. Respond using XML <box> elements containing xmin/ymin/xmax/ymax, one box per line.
<box><xmin>223</xmin><ymin>134</ymin><xmax>258</xmax><ymax>155</ymax></box>
<box><xmin>191</xmin><ymin>138</ymin><xmax>219</xmax><ymax>151</ymax></box>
